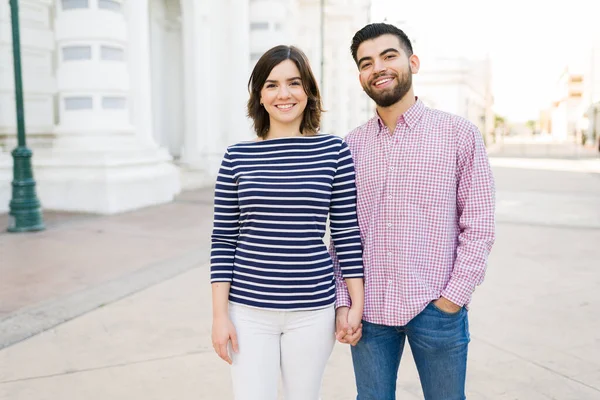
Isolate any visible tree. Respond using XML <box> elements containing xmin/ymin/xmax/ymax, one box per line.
<box><xmin>494</xmin><ymin>115</ymin><xmax>506</xmax><ymax>128</ymax></box>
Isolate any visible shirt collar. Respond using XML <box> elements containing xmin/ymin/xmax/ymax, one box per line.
<box><xmin>375</xmin><ymin>97</ymin><xmax>425</xmax><ymax>135</ymax></box>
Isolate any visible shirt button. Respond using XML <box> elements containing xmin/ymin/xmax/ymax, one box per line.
<box><xmin>388</xmin><ymin>279</ymin><xmax>393</xmax><ymax>285</ymax></box>
<box><xmin>387</xmin><ymin>251</ymin><xmax>393</xmax><ymax>257</ymax></box>
<box><xmin>387</xmin><ymin>195</ymin><xmax>392</xmax><ymax>200</ymax></box>
<box><xmin>387</xmin><ymin>222</ymin><xmax>392</xmax><ymax>228</ymax></box>
<box><xmin>389</xmin><ymin>166</ymin><xmax>395</xmax><ymax>171</ymax></box>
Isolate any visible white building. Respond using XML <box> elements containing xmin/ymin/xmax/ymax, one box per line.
<box><xmin>581</xmin><ymin>39</ymin><xmax>600</xmax><ymax>147</ymax></box>
<box><xmin>415</xmin><ymin>57</ymin><xmax>494</xmax><ymax>139</ymax></box>
<box><xmin>0</xmin><ymin>0</ymin><xmax>251</xmax><ymax>214</ymax></box>
<box><xmin>549</xmin><ymin>66</ymin><xmax>585</xmax><ymax>140</ymax></box>
<box><xmin>249</xmin><ymin>0</ymin><xmax>297</xmax><ymax>65</ymax></box>
<box><xmin>298</xmin><ymin>0</ymin><xmax>373</xmax><ymax>136</ymax></box>
<box><xmin>249</xmin><ymin>0</ymin><xmax>373</xmax><ymax>136</ymax></box>
<box><xmin>0</xmin><ymin>0</ymin><xmax>373</xmax><ymax>215</ymax></box>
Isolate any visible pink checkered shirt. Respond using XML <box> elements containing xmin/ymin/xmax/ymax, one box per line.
<box><xmin>331</xmin><ymin>98</ymin><xmax>495</xmax><ymax>326</ymax></box>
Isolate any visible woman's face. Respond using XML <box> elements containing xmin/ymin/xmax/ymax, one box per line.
<box><xmin>260</xmin><ymin>59</ymin><xmax>308</xmax><ymax>129</ymax></box>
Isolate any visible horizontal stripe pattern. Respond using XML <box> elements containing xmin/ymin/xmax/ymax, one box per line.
<box><xmin>210</xmin><ymin>134</ymin><xmax>363</xmax><ymax>310</ymax></box>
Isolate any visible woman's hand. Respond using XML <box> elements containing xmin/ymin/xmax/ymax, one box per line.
<box><xmin>212</xmin><ymin>316</ymin><xmax>239</xmax><ymax>364</ymax></box>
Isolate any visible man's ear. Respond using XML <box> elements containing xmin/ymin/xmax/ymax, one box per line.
<box><xmin>409</xmin><ymin>54</ymin><xmax>420</xmax><ymax>74</ymax></box>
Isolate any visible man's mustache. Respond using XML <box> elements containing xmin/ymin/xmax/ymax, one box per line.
<box><xmin>369</xmin><ymin>72</ymin><xmax>397</xmax><ymax>85</ymax></box>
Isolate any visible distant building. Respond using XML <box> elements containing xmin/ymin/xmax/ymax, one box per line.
<box><xmin>392</xmin><ymin>20</ymin><xmax>494</xmax><ymax>140</ymax></box>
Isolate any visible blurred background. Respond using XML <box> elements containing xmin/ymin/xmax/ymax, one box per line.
<box><xmin>0</xmin><ymin>1</ymin><xmax>599</xmax><ymax>399</ymax></box>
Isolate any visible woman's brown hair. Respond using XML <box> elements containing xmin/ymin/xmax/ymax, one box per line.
<box><xmin>247</xmin><ymin>45</ymin><xmax>324</xmax><ymax>138</ymax></box>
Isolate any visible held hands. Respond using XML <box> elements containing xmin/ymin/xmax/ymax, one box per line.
<box><xmin>335</xmin><ymin>306</ymin><xmax>363</xmax><ymax>346</ymax></box>
<box><xmin>211</xmin><ymin>315</ymin><xmax>239</xmax><ymax>364</ymax></box>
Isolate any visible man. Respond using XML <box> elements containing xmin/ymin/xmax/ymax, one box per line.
<box><xmin>332</xmin><ymin>23</ymin><xmax>496</xmax><ymax>400</ymax></box>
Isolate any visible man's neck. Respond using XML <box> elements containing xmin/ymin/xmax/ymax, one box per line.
<box><xmin>376</xmin><ymin>89</ymin><xmax>416</xmax><ymax>134</ymax></box>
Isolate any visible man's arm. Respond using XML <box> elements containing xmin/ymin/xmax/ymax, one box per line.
<box><xmin>441</xmin><ymin>122</ymin><xmax>496</xmax><ymax>307</ymax></box>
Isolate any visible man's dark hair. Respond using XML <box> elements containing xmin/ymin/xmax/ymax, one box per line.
<box><xmin>350</xmin><ymin>23</ymin><xmax>413</xmax><ymax>64</ymax></box>
<box><xmin>247</xmin><ymin>45</ymin><xmax>323</xmax><ymax>138</ymax></box>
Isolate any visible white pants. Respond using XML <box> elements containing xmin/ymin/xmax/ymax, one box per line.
<box><xmin>229</xmin><ymin>303</ymin><xmax>335</xmax><ymax>400</ymax></box>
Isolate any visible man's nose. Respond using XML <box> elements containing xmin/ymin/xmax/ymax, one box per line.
<box><xmin>373</xmin><ymin>58</ymin><xmax>386</xmax><ymax>73</ymax></box>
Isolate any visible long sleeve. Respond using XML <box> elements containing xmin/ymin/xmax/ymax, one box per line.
<box><xmin>441</xmin><ymin>124</ymin><xmax>496</xmax><ymax>306</ymax></box>
<box><xmin>210</xmin><ymin>149</ymin><xmax>240</xmax><ymax>283</ymax></box>
<box><xmin>331</xmin><ymin>246</ymin><xmax>351</xmax><ymax>308</ymax></box>
<box><xmin>330</xmin><ymin>141</ymin><xmax>363</xmax><ymax>306</ymax></box>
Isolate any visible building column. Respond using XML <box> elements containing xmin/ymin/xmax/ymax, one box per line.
<box><xmin>30</xmin><ymin>0</ymin><xmax>180</xmax><ymax>214</ymax></box>
<box><xmin>179</xmin><ymin>0</ymin><xmax>245</xmax><ymax>179</ymax></box>
<box><xmin>124</xmin><ymin>0</ymin><xmax>157</xmax><ymax>147</ymax></box>
<box><xmin>179</xmin><ymin>0</ymin><xmax>208</xmax><ymax>169</ymax></box>
<box><xmin>226</xmin><ymin>0</ymin><xmax>252</xmax><ymax>144</ymax></box>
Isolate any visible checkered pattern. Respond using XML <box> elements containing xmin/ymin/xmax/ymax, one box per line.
<box><xmin>331</xmin><ymin>99</ymin><xmax>496</xmax><ymax>326</ymax></box>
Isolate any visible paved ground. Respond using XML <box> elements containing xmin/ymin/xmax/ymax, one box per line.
<box><xmin>0</xmin><ymin>138</ymin><xmax>599</xmax><ymax>399</ymax></box>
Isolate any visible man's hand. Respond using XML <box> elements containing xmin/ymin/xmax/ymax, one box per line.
<box><xmin>433</xmin><ymin>296</ymin><xmax>462</xmax><ymax>314</ymax></box>
<box><xmin>335</xmin><ymin>306</ymin><xmax>362</xmax><ymax>346</ymax></box>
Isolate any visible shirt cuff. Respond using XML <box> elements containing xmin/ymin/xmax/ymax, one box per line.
<box><xmin>335</xmin><ymin>278</ymin><xmax>352</xmax><ymax>308</ymax></box>
<box><xmin>441</xmin><ymin>277</ymin><xmax>476</xmax><ymax>307</ymax></box>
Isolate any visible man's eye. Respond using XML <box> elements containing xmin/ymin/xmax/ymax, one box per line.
<box><xmin>361</xmin><ymin>63</ymin><xmax>371</xmax><ymax>69</ymax></box>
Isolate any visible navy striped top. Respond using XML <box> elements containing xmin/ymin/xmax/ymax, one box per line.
<box><xmin>210</xmin><ymin>134</ymin><xmax>363</xmax><ymax>311</ymax></box>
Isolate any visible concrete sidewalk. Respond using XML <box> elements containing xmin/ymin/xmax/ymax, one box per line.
<box><xmin>0</xmin><ymin>189</ymin><xmax>214</xmax><ymax>349</ymax></box>
<box><xmin>1</xmin><ymin>156</ymin><xmax>600</xmax><ymax>399</ymax></box>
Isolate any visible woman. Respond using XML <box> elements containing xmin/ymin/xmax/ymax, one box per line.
<box><xmin>210</xmin><ymin>45</ymin><xmax>364</xmax><ymax>400</ymax></box>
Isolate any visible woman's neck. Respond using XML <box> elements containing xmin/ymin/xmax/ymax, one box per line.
<box><xmin>264</xmin><ymin>119</ymin><xmax>303</xmax><ymax>140</ymax></box>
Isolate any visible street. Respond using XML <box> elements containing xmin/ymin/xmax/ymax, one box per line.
<box><xmin>0</xmin><ymin>139</ymin><xmax>599</xmax><ymax>399</ymax></box>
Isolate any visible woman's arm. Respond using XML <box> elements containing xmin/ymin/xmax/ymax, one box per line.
<box><xmin>210</xmin><ymin>149</ymin><xmax>241</xmax><ymax>363</ymax></box>
<box><xmin>211</xmin><ymin>282</ymin><xmax>238</xmax><ymax>364</ymax></box>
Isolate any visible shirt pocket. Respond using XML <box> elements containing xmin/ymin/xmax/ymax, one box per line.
<box><xmin>403</xmin><ymin>148</ymin><xmax>455</xmax><ymax>209</ymax></box>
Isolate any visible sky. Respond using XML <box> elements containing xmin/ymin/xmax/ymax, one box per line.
<box><xmin>371</xmin><ymin>0</ymin><xmax>600</xmax><ymax>122</ymax></box>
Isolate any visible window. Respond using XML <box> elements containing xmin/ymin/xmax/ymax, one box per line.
<box><xmin>61</xmin><ymin>0</ymin><xmax>89</xmax><ymax>10</ymax></box>
<box><xmin>102</xmin><ymin>97</ymin><xmax>127</xmax><ymax>109</ymax></box>
<box><xmin>62</xmin><ymin>46</ymin><xmax>92</xmax><ymax>61</ymax></box>
<box><xmin>98</xmin><ymin>0</ymin><xmax>121</xmax><ymax>12</ymax></box>
<box><xmin>100</xmin><ymin>46</ymin><xmax>124</xmax><ymax>61</ymax></box>
<box><xmin>250</xmin><ymin>22</ymin><xmax>269</xmax><ymax>30</ymax></box>
<box><xmin>65</xmin><ymin>97</ymin><xmax>93</xmax><ymax>110</ymax></box>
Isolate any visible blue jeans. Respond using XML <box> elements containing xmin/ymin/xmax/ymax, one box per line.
<box><xmin>351</xmin><ymin>302</ymin><xmax>470</xmax><ymax>400</ymax></box>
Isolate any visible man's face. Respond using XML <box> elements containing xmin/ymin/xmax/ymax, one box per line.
<box><xmin>356</xmin><ymin>34</ymin><xmax>418</xmax><ymax>107</ymax></box>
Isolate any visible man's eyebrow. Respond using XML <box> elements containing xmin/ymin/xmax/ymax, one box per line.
<box><xmin>357</xmin><ymin>48</ymin><xmax>400</xmax><ymax>66</ymax></box>
<box><xmin>357</xmin><ymin>56</ymin><xmax>372</xmax><ymax>66</ymax></box>
<box><xmin>380</xmin><ymin>48</ymin><xmax>400</xmax><ymax>57</ymax></box>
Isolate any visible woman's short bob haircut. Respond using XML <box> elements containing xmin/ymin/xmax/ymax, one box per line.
<box><xmin>247</xmin><ymin>45</ymin><xmax>323</xmax><ymax>138</ymax></box>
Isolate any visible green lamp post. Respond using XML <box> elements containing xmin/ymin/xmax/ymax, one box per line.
<box><xmin>7</xmin><ymin>0</ymin><xmax>44</xmax><ymax>232</ymax></box>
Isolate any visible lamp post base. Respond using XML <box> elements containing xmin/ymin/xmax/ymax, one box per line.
<box><xmin>8</xmin><ymin>146</ymin><xmax>45</xmax><ymax>232</ymax></box>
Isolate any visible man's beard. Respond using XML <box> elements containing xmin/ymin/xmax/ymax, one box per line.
<box><xmin>363</xmin><ymin>71</ymin><xmax>412</xmax><ymax>108</ymax></box>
